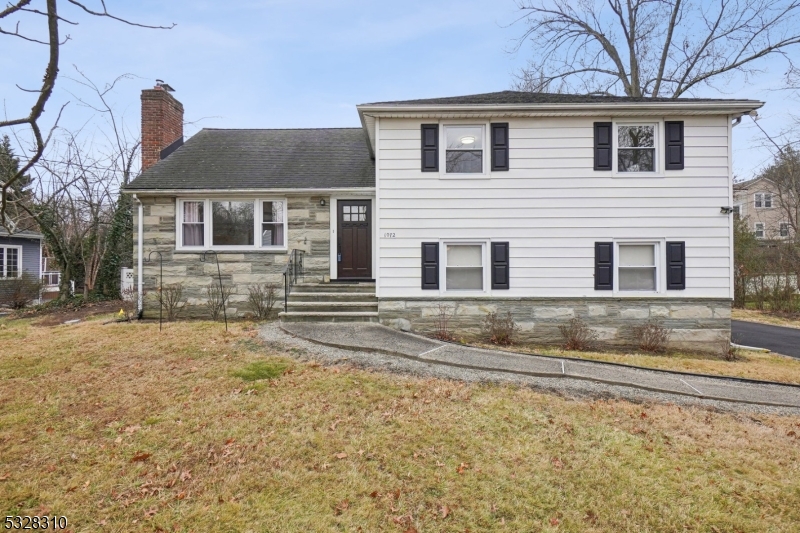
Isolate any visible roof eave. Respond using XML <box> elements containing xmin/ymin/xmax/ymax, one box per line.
<box><xmin>357</xmin><ymin>100</ymin><xmax>765</xmax><ymax>153</ymax></box>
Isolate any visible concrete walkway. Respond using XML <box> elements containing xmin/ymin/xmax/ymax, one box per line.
<box><xmin>281</xmin><ymin>322</ymin><xmax>800</xmax><ymax>409</ymax></box>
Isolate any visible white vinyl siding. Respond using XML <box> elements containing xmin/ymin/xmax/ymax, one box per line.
<box><xmin>377</xmin><ymin>116</ymin><xmax>732</xmax><ymax>299</ymax></box>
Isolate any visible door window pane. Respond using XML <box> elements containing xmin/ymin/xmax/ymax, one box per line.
<box><xmin>446</xmin><ymin>244</ymin><xmax>483</xmax><ymax>290</ymax></box>
<box><xmin>212</xmin><ymin>201</ymin><xmax>254</xmax><ymax>246</ymax></box>
<box><xmin>262</xmin><ymin>201</ymin><xmax>285</xmax><ymax>247</ymax></box>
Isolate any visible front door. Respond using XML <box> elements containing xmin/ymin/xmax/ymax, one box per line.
<box><xmin>337</xmin><ymin>200</ymin><xmax>372</xmax><ymax>279</ymax></box>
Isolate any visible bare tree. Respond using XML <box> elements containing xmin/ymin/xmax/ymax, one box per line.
<box><xmin>0</xmin><ymin>0</ymin><xmax>173</xmax><ymax>226</ymax></box>
<box><xmin>15</xmin><ymin>69</ymin><xmax>141</xmax><ymax>298</ymax></box>
<box><xmin>512</xmin><ymin>0</ymin><xmax>800</xmax><ymax>97</ymax></box>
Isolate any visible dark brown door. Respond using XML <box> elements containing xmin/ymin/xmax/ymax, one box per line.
<box><xmin>337</xmin><ymin>200</ymin><xmax>372</xmax><ymax>279</ymax></box>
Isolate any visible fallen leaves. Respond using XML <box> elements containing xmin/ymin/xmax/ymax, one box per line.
<box><xmin>0</xmin><ymin>472</ymin><xmax>10</xmax><ymax>481</ymax></box>
<box><xmin>456</xmin><ymin>462</ymin><xmax>469</xmax><ymax>474</ymax></box>
<box><xmin>440</xmin><ymin>505</ymin><xmax>451</xmax><ymax>519</ymax></box>
<box><xmin>130</xmin><ymin>452</ymin><xmax>152</xmax><ymax>462</ymax></box>
<box><xmin>335</xmin><ymin>452</ymin><xmax>348</xmax><ymax>460</ymax></box>
<box><xmin>334</xmin><ymin>499</ymin><xmax>349</xmax><ymax>515</ymax></box>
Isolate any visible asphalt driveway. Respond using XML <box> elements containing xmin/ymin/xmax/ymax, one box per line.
<box><xmin>732</xmin><ymin>320</ymin><xmax>800</xmax><ymax>359</ymax></box>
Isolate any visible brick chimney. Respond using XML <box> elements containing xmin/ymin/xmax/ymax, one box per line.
<box><xmin>141</xmin><ymin>82</ymin><xmax>184</xmax><ymax>171</ymax></box>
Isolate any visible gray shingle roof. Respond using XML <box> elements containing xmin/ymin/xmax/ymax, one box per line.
<box><xmin>126</xmin><ymin>128</ymin><xmax>375</xmax><ymax>191</ymax></box>
<box><xmin>365</xmin><ymin>90</ymin><xmax>757</xmax><ymax>106</ymax></box>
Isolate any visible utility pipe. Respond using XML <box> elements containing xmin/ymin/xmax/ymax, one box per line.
<box><xmin>133</xmin><ymin>194</ymin><xmax>144</xmax><ymax>315</ymax></box>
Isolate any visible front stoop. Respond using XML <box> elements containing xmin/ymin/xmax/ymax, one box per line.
<box><xmin>279</xmin><ymin>282</ymin><xmax>378</xmax><ymax>323</ymax></box>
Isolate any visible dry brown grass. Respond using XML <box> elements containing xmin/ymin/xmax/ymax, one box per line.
<box><xmin>476</xmin><ymin>342</ymin><xmax>800</xmax><ymax>385</ymax></box>
<box><xmin>732</xmin><ymin>308</ymin><xmax>800</xmax><ymax>329</ymax></box>
<box><xmin>2</xmin><ymin>316</ymin><xmax>800</xmax><ymax>532</ymax></box>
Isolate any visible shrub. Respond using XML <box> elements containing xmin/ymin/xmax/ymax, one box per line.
<box><xmin>558</xmin><ymin>318</ymin><xmax>598</xmax><ymax>351</ymax></box>
<box><xmin>156</xmin><ymin>283</ymin><xmax>186</xmax><ymax>321</ymax></box>
<box><xmin>206</xmin><ymin>284</ymin><xmax>234</xmax><ymax>321</ymax></box>
<box><xmin>482</xmin><ymin>311</ymin><xmax>518</xmax><ymax>346</ymax></box>
<box><xmin>433</xmin><ymin>304</ymin><xmax>455</xmax><ymax>341</ymax></box>
<box><xmin>631</xmin><ymin>319</ymin><xmax>670</xmax><ymax>353</ymax></box>
<box><xmin>0</xmin><ymin>274</ymin><xmax>43</xmax><ymax>309</ymax></box>
<box><xmin>247</xmin><ymin>283</ymin><xmax>279</xmax><ymax>320</ymax></box>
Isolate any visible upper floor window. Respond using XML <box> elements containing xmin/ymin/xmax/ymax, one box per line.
<box><xmin>0</xmin><ymin>245</ymin><xmax>21</xmax><ymax>278</ymax></box>
<box><xmin>178</xmin><ymin>199</ymin><xmax>287</xmax><ymax>251</ymax></box>
<box><xmin>754</xmin><ymin>193</ymin><xmax>772</xmax><ymax>208</ymax></box>
<box><xmin>445</xmin><ymin>126</ymin><xmax>484</xmax><ymax>173</ymax></box>
<box><xmin>617</xmin><ymin>124</ymin><xmax>656</xmax><ymax>172</ymax></box>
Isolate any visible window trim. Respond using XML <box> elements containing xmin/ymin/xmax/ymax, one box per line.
<box><xmin>612</xmin><ymin>121</ymin><xmax>663</xmax><ymax>177</ymax></box>
<box><xmin>439</xmin><ymin>122</ymin><xmax>489</xmax><ymax>178</ymax></box>
<box><xmin>176</xmin><ymin>198</ymin><xmax>288</xmax><ymax>252</ymax></box>
<box><xmin>754</xmin><ymin>192</ymin><xmax>773</xmax><ymax>209</ymax></box>
<box><xmin>754</xmin><ymin>222</ymin><xmax>765</xmax><ymax>239</ymax></box>
<box><xmin>0</xmin><ymin>244</ymin><xmax>23</xmax><ymax>278</ymax></box>
<box><xmin>613</xmin><ymin>241</ymin><xmax>662</xmax><ymax>294</ymax></box>
<box><xmin>779</xmin><ymin>221</ymin><xmax>790</xmax><ymax>238</ymax></box>
<box><xmin>441</xmin><ymin>241</ymin><xmax>488</xmax><ymax>294</ymax></box>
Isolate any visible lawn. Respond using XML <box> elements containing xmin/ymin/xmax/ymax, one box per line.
<box><xmin>478</xmin><ymin>342</ymin><xmax>800</xmax><ymax>385</ymax></box>
<box><xmin>732</xmin><ymin>308</ymin><xmax>800</xmax><ymax>329</ymax></box>
<box><xmin>1</xmin><ymin>316</ymin><xmax>800</xmax><ymax>532</ymax></box>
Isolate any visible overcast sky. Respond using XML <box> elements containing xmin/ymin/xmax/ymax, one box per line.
<box><xmin>2</xmin><ymin>0</ymin><xmax>798</xmax><ymax>180</ymax></box>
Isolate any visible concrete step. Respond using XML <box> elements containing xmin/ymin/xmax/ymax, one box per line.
<box><xmin>289</xmin><ymin>292</ymin><xmax>377</xmax><ymax>303</ymax></box>
<box><xmin>279</xmin><ymin>311</ymin><xmax>380</xmax><ymax>323</ymax></box>
<box><xmin>292</xmin><ymin>283</ymin><xmax>375</xmax><ymax>294</ymax></box>
<box><xmin>286</xmin><ymin>301</ymin><xmax>379</xmax><ymax>313</ymax></box>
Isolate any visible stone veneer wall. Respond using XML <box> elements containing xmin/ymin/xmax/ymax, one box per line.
<box><xmin>134</xmin><ymin>195</ymin><xmax>330</xmax><ymax>318</ymax></box>
<box><xmin>379</xmin><ymin>298</ymin><xmax>731</xmax><ymax>353</ymax></box>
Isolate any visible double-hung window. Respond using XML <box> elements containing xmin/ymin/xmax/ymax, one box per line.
<box><xmin>445</xmin><ymin>243</ymin><xmax>484</xmax><ymax>291</ymax></box>
<box><xmin>780</xmin><ymin>222</ymin><xmax>790</xmax><ymax>238</ymax></box>
<box><xmin>754</xmin><ymin>193</ymin><xmax>772</xmax><ymax>208</ymax></box>
<box><xmin>618</xmin><ymin>243</ymin><xmax>657</xmax><ymax>291</ymax></box>
<box><xmin>178</xmin><ymin>199</ymin><xmax>287</xmax><ymax>250</ymax></box>
<box><xmin>754</xmin><ymin>223</ymin><xmax>765</xmax><ymax>239</ymax></box>
<box><xmin>444</xmin><ymin>126</ymin><xmax>484</xmax><ymax>174</ymax></box>
<box><xmin>617</xmin><ymin>124</ymin><xmax>656</xmax><ymax>173</ymax></box>
<box><xmin>0</xmin><ymin>245</ymin><xmax>21</xmax><ymax>278</ymax></box>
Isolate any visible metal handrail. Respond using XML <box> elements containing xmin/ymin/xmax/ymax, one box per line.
<box><xmin>283</xmin><ymin>249</ymin><xmax>305</xmax><ymax>313</ymax></box>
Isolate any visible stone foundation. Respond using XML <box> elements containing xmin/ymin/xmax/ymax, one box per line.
<box><xmin>134</xmin><ymin>195</ymin><xmax>330</xmax><ymax>318</ymax></box>
<box><xmin>379</xmin><ymin>297</ymin><xmax>731</xmax><ymax>354</ymax></box>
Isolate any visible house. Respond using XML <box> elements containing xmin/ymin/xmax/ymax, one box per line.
<box><xmin>734</xmin><ymin>176</ymin><xmax>796</xmax><ymax>240</ymax></box>
<box><xmin>0</xmin><ymin>222</ymin><xmax>44</xmax><ymax>306</ymax></box>
<box><xmin>126</xmin><ymin>85</ymin><xmax>763</xmax><ymax>353</ymax></box>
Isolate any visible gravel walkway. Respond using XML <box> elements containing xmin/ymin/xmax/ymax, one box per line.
<box><xmin>260</xmin><ymin>322</ymin><xmax>800</xmax><ymax>417</ymax></box>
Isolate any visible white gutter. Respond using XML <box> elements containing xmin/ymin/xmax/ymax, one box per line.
<box><xmin>133</xmin><ymin>194</ymin><xmax>144</xmax><ymax>314</ymax></box>
<box><xmin>356</xmin><ymin>100</ymin><xmax>764</xmax><ymax>114</ymax></box>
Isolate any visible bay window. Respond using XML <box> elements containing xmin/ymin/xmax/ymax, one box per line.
<box><xmin>177</xmin><ymin>199</ymin><xmax>286</xmax><ymax>250</ymax></box>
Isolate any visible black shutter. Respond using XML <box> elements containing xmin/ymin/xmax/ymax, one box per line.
<box><xmin>666</xmin><ymin>241</ymin><xmax>686</xmax><ymax>290</ymax></box>
<box><xmin>491</xmin><ymin>123</ymin><xmax>509</xmax><ymax>171</ymax></box>
<box><xmin>665</xmin><ymin>121</ymin><xmax>684</xmax><ymax>170</ymax></box>
<box><xmin>421</xmin><ymin>242</ymin><xmax>439</xmax><ymax>290</ymax></box>
<box><xmin>491</xmin><ymin>242</ymin><xmax>510</xmax><ymax>289</ymax></box>
<box><xmin>594</xmin><ymin>122</ymin><xmax>612</xmax><ymax>171</ymax></box>
<box><xmin>595</xmin><ymin>242</ymin><xmax>613</xmax><ymax>290</ymax></box>
<box><xmin>421</xmin><ymin>124</ymin><xmax>439</xmax><ymax>172</ymax></box>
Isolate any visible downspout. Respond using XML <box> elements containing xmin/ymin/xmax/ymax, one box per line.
<box><xmin>133</xmin><ymin>194</ymin><xmax>144</xmax><ymax>316</ymax></box>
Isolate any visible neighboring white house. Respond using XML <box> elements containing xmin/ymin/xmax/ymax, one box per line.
<box><xmin>126</xmin><ymin>88</ymin><xmax>762</xmax><ymax>353</ymax></box>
